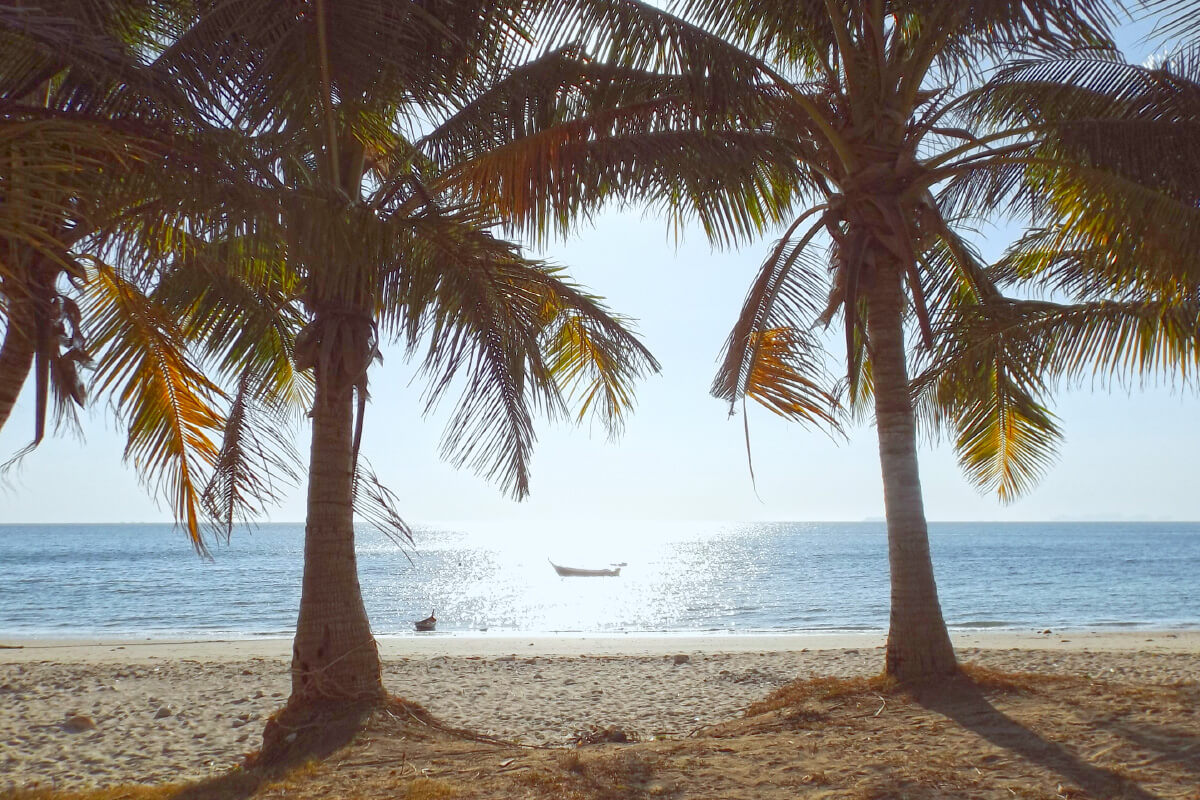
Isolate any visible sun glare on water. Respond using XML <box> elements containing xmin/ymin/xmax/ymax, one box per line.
<box><xmin>360</xmin><ymin>521</ymin><xmax>760</xmax><ymax>635</ymax></box>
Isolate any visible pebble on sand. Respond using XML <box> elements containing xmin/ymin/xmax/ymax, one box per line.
<box><xmin>63</xmin><ymin>713</ymin><xmax>96</xmax><ymax>732</ymax></box>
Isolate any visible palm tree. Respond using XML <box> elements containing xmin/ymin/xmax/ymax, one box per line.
<box><xmin>147</xmin><ymin>0</ymin><xmax>743</xmax><ymax>715</ymax></box>
<box><xmin>612</xmin><ymin>0</ymin><xmax>1138</xmax><ymax>680</ymax></box>
<box><xmin>8</xmin><ymin>0</ymin><xmax>766</xmax><ymax>721</ymax></box>
<box><xmin>329</xmin><ymin>0</ymin><xmax>1199</xmax><ymax>686</ymax></box>
<box><xmin>654</xmin><ymin>1</ymin><xmax>1200</xmax><ymax>682</ymax></box>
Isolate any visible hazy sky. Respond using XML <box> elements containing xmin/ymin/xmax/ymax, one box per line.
<box><xmin>2</xmin><ymin>15</ymin><xmax>1196</xmax><ymax>526</ymax></box>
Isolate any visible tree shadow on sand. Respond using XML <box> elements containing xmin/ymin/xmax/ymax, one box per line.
<box><xmin>915</xmin><ymin>679</ymin><xmax>1163</xmax><ymax>800</ymax></box>
<box><xmin>167</xmin><ymin>771</ymin><xmax>269</xmax><ymax>800</ymax></box>
<box><xmin>1100</xmin><ymin>719</ymin><xmax>1200</xmax><ymax>778</ymax></box>
<box><xmin>159</xmin><ymin>699</ymin><xmax>391</xmax><ymax>800</ymax></box>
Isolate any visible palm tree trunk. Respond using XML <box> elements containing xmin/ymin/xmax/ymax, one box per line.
<box><xmin>867</xmin><ymin>263</ymin><xmax>958</xmax><ymax>681</ymax></box>
<box><xmin>0</xmin><ymin>294</ymin><xmax>36</xmax><ymax>433</ymax></box>
<box><xmin>290</xmin><ymin>363</ymin><xmax>384</xmax><ymax>705</ymax></box>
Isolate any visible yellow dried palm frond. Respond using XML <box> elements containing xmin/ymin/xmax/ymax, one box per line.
<box><xmin>912</xmin><ymin>299</ymin><xmax>1061</xmax><ymax>501</ymax></box>
<box><xmin>82</xmin><ymin>261</ymin><xmax>223</xmax><ymax>553</ymax></box>
<box><xmin>712</xmin><ymin>210</ymin><xmax>841</xmax><ymax>430</ymax></box>
<box><xmin>915</xmin><ymin>295</ymin><xmax>1200</xmax><ymax>500</ymax></box>
<box><xmin>742</xmin><ymin>326</ymin><xmax>840</xmax><ymax>426</ymax></box>
<box><xmin>950</xmin><ymin>370</ymin><xmax>1062</xmax><ymax>504</ymax></box>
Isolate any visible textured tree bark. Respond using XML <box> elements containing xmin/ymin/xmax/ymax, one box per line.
<box><xmin>0</xmin><ymin>294</ymin><xmax>37</xmax><ymax>434</ymax></box>
<box><xmin>867</xmin><ymin>262</ymin><xmax>958</xmax><ymax>681</ymax></box>
<box><xmin>289</xmin><ymin>362</ymin><xmax>384</xmax><ymax>705</ymax></box>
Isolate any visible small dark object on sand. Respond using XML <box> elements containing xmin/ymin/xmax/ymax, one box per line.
<box><xmin>415</xmin><ymin>611</ymin><xmax>437</xmax><ymax>632</ymax></box>
<box><xmin>570</xmin><ymin>725</ymin><xmax>638</xmax><ymax>745</ymax></box>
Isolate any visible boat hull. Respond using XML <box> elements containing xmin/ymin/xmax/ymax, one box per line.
<box><xmin>550</xmin><ymin>561</ymin><xmax>621</xmax><ymax>577</ymax></box>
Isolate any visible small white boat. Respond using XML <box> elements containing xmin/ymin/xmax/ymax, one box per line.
<box><xmin>549</xmin><ymin>560</ymin><xmax>621</xmax><ymax>577</ymax></box>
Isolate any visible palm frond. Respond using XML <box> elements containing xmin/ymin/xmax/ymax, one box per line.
<box><xmin>1141</xmin><ymin>0</ymin><xmax>1200</xmax><ymax>48</ymax></box>
<box><xmin>421</xmin><ymin>259</ymin><xmax>549</xmax><ymax>500</ymax></box>
<box><xmin>916</xmin><ymin>217</ymin><xmax>999</xmax><ymax>311</ymax></box>
<box><xmin>353</xmin><ymin>458</ymin><xmax>413</xmax><ymax>551</ymax></box>
<box><xmin>372</xmin><ymin>206</ymin><xmax>555</xmax><ymax>498</ymax></box>
<box><xmin>0</xmin><ymin>0</ymin><xmax>196</xmax><ymax>117</ymax></box>
<box><xmin>916</xmin><ymin>295</ymin><xmax>1200</xmax><ymax>498</ymax></box>
<box><xmin>967</xmin><ymin>54</ymin><xmax>1200</xmax><ymax>182</ymax></box>
<box><xmin>42</xmin><ymin>293</ymin><xmax>90</xmax><ymax>439</ymax></box>
<box><xmin>538</xmin><ymin>0</ymin><xmax>771</xmax><ymax>94</ymax></box>
<box><xmin>998</xmin><ymin>168</ymin><xmax>1200</xmax><ymax>301</ymax></box>
<box><xmin>82</xmin><ymin>261</ymin><xmax>223</xmax><ymax>553</ymax></box>
<box><xmin>534</xmin><ymin>273</ymin><xmax>659</xmax><ymax>437</ymax></box>
<box><xmin>0</xmin><ymin>117</ymin><xmax>159</xmax><ymax>280</ymax></box>
<box><xmin>201</xmin><ymin>373</ymin><xmax>302</xmax><ymax>539</ymax></box>
<box><xmin>166</xmin><ymin>0</ymin><xmax>534</xmax><ymax>135</ymax></box>
<box><xmin>151</xmin><ymin>235</ymin><xmax>312</xmax><ymax>410</ymax></box>
<box><xmin>712</xmin><ymin>211</ymin><xmax>841</xmax><ymax>428</ymax></box>
<box><xmin>441</xmin><ymin>126</ymin><xmax>806</xmax><ymax>247</ymax></box>
<box><xmin>666</xmin><ymin>0</ymin><xmax>837</xmax><ymax>69</ymax></box>
<box><xmin>740</xmin><ymin>326</ymin><xmax>841</xmax><ymax>425</ymax></box>
<box><xmin>373</xmin><ymin>202</ymin><xmax>656</xmax><ymax>497</ymax></box>
<box><xmin>944</xmin><ymin>367</ymin><xmax>1062</xmax><ymax>503</ymax></box>
<box><xmin>913</xmin><ymin>299</ymin><xmax>1062</xmax><ymax>501</ymax></box>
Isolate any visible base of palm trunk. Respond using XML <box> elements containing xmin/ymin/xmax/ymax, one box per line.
<box><xmin>257</xmin><ymin>694</ymin><xmax>432</xmax><ymax>768</ymax></box>
<box><xmin>290</xmin><ymin>631</ymin><xmax>387</xmax><ymax>703</ymax></box>
<box><xmin>257</xmin><ymin>696</ymin><xmax>377</xmax><ymax>767</ymax></box>
<box><xmin>884</xmin><ymin>625</ymin><xmax>959</xmax><ymax>682</ymax></box>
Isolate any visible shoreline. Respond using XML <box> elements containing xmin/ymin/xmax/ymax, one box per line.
<box><xmin>3</xmin><ymin>629</ymin><xmax>1197</xmax><ymax>663</ymax></box>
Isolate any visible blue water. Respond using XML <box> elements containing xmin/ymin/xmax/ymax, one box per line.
<box><xmin>0</xmin><ymin>521</ymin><xmax>1197</xmax><ymax>638</ymax></box>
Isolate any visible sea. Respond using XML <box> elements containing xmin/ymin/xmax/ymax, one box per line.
<box><xmin>0</xmin><ymin>521</ymin><xmax>1197</xmax><ymax>639</ymax></box>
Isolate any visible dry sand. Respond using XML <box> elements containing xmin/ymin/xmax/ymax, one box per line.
<box><xmin>1</xmin><ymin>631</ymin><xmax>1197</xmax><ymax>792</ymax></box>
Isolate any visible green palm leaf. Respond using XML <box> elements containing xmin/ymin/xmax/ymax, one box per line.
<box><xmin>201</xmin><ymin>373</ymin><xmax>302</xmax><ymax>538</ymax></box>
<box><xmin>380</xmin><ymin>208</ymin><xmax>658</xmax><ymax>497</ymax></box>
<box><xmin>914</xmin><ymin>299</ymin><xmax>1062</xmax><ymax>500</ymax></box>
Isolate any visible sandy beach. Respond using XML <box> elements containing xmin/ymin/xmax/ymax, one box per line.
<box><xmin>2</xmin><ymin>630</ymin><xmax>1197</xmax><ymax>792</ymax></box>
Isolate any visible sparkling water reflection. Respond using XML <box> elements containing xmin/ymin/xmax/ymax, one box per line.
<box><xmin>0</xmin><ymin>521</ymin><xmax>1197</xmax><ymax>636</ymax></box>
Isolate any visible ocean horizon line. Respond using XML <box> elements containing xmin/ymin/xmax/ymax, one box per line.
<box><xmin>2</xmin><ymin>518</ymin><xmax>1198</xmax><ymax>526</ymax></box>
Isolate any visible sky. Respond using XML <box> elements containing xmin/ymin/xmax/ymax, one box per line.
<box><xmin>1</xmin><ymin>14</ymin><xmax>1196</xmax><ymax>526</ymax></box>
